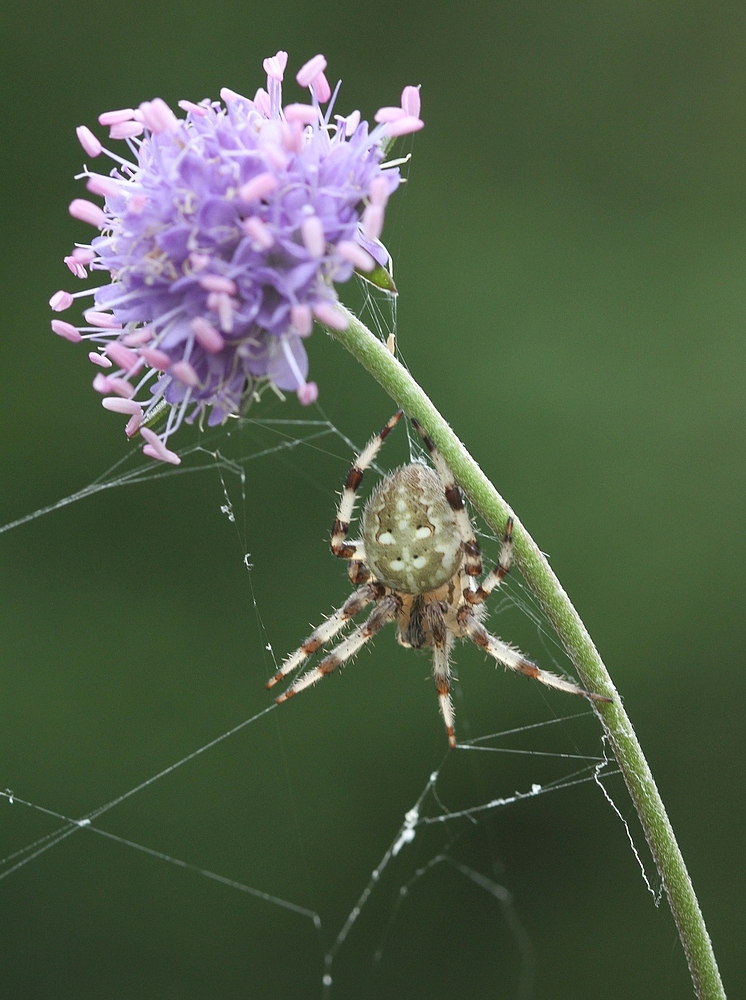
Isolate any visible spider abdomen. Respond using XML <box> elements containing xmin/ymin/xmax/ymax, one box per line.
<box><xmin>361</xmin><ymin>463</ymin><xmax>464</xmax><ymax>593</ymax></box>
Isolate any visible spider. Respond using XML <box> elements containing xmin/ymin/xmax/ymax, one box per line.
<box><xmin>267</xmin><ymin>411</ymin><xmax>610</xmax><ymax>746</ymax></box>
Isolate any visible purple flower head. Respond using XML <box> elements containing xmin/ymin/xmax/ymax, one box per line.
<box><xmin>51</xmin><ymin>53</ymin><xmax>423</xmax><ymax>464</ymax></box>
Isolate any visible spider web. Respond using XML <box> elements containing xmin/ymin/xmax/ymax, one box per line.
<box><xmin>2</xmin><ymin>297</ymin><xmax>660</xmax><ymax>996</ymax></box>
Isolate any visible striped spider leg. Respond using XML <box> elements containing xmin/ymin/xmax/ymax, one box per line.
<box><xmin>267</xmin><ymin>411</ymin><xmax>404</xmax><ymax>695</ymax></box>
<box><xmin>411</xmin><ymin>419</ymin><xmax>611</xmax><ymax>735</ymax></box>
<box><xmin>270</xmin><ymin>412</ymin><xmax>610</xmax><ymax>746</ymax></box>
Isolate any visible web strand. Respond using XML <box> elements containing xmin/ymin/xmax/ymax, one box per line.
<box><xmin>3</xmin><ymin>400</ymin><xmax>643</xmax><ymax>997</ymax></box>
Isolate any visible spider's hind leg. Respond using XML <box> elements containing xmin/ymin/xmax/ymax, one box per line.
<box><xmin>276</xmin><ymin>594</ymin><xmax>400</xmax><ymax>702</ymax></box>
<box><xmin>457</xmin><ymin>605</ymin><xmax>611</xmax><ymax>703</ymax></box>
<box><xmin>426</xmin><ymin>599</ymin><xmax>457</xmax><ymax>748</ymax></box>
<box><xmin>267</xmin><ymin>581</ymin><xmax>385</xmax><ymax>689</ymax></box>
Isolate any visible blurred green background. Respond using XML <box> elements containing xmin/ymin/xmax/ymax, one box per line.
<box><xmin>1</xmin><ymin>2</ymin><xmax>744</xmax><ymax>997</ymax></box>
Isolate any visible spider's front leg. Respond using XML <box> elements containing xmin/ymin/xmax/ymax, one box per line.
<box><xmin>331</xmin><ymin>410</ymin><xmax>403</xmax><ymax>561</ymax></box>
<box><xmin>409</xmin><ymin>419</ymin><xmax>517</xmax><ymax>604</ymax></box>
<box><xmin>464</xmin><ymin>518</ymin><xmax>515</xmax><ymax>606</ymax></box>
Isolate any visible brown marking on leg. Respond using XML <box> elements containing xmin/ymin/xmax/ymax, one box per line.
<box><xmin>410</xmin><ymin>418</ymin><xmax>435</xmax><ymax>452</ymax></box>
<box><xmin>444</xmin><ymin>484</ymin><xmax>464</xmax><ymax>511</ymax></box>
<box><xmin>345</xmin><ymin>467</ymin><xmax>364</xmax><ymax>492</ymax></box>
<box><xmin>348</xmin><ymin>561</ymin><xmax>371</xmax><ymax>585</ymax></box>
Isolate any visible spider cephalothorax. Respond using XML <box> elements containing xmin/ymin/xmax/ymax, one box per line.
<box><xmin>267</xmin><ymin>411</ymin><xmax>610</xmax><ymax>746</ymax></box>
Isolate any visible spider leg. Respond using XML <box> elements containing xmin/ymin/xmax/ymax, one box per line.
<box><xmin>465</xmin><ymin>518</ymin><xmax>514</xmax><ymax>606</ymax></box>
<box><xmin>331</xmin><ymin>411</ymin><xmax>403</xmax><ymax>560</ymax></box>
<box><xmin>457</xmin><ymin>605</ymin><xmax>612</xmax><ymax>703</ymax></box>
<box><xmin>425</xmin><ymin>600</ymin><xmax>457</xmax><ymax>748</ymax></box>
<box><xmin>410</xmin><ymin>419</ymin><xmax>483</xmax><ymax>580</ymax></box>
<box><xmin>347</xmin><ymin>560</ymin><xmax>371</xmax><ymax>585</ymax></box>
<box><xmin>276</xmin><ymin>594</ymin><xmax>401</xmax><ymax>702</ymax></box>
<box><xmin>266</xmin><ymin>582</ymin><xmax>385</xmax><ymax>689</ymax></box>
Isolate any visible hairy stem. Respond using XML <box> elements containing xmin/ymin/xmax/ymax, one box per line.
<box><xmin>325</xmin><ymin>305</ymin><xmax>725</xmax><ymax>1000</ymax></box>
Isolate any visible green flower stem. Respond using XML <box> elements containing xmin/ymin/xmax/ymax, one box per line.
<box><xmin>327</xmin><ymin>305</ymin><xmax>726</xmax><ymax>1000</ymax></box>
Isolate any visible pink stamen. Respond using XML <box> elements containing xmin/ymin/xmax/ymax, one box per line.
<box><xmin>64</xmin><ymin>247</ymin><xmax>96</xmax><ymax>278</ymax></box>
<box><xmin>242</xmin><ymin>216</ymin><xmax>274</xmax><ymax>249</ymax></box>
<box><xmin>207</xmin><ymin>292</ymin><xmax>235</xmax><ymax>332</ymax></box>
<box><xmin>85</xmin><ymin>174</ymin><xmax>121</xmax><ymax>198</ymax></box>
<box><xmin>122</xmin><ymin>327</ymin><xmax>154</xmax><ymax>347</ymax></box>
<box><xmin>84</xmin><ymin>310</ymin><xmax>122</xmax><ymax>330</ymax></box>
<box><xmin>89</xmin><ymin>351</ymin><xmax>113</xmax><ymax>368</ymax></box>
<box><xmin>64</xmin><ymin>258</ymin><xmax>87</xmax><ymax>278</ymax></box>
<box><xmin>312</xmin><ymin>71</ymin><xmax>331</xmax><ymax>104</ymax></box>
<box><xmin>344</xmin><ymin>110</ymin><xmax>360</xmax><ymax>136</ymax></box>
<box><xmin>109</xmin><ymin>121</ymin><xmax>145</xmax><ymax>140</ymax></box>
<box><xmin>382</xmin><ymin>116</ymin><xmax>424</xmax><ymax>138</ymax></box>
<box><xmin>106</xmin><ymin>377</ymin><xmax>136</xmax><ymax>398</ymax></box>
<box><xmin>291</xmin><ymin>304</ymin><xmax>313</xmax><ymax>337</ymax></box>
<box><xmin>337</xmin><ymin>241</ymin><xmax>375</xmax><ymax>272</ymax></box>
<box><xmin>369</xmin><ymin>176</ymin><xmax>390</xmax><ymax>207</ymax></box>
<box><xmin>140</xmin><ymin>347</ymin><xmax>172</xmax><ymax>371</ymax></box>
<box><xmin>49</xmin><ymin>290</ymin><xmax>74</xmax><ymax>312</ymax></box>
<box><xmin>253</xmin><ymin>88</ymin><xmax>272</xmax><ymax>118</ymax></box>
<box><xmin>140</xmin><ymin>427</ymin><xmax>181</xmax><ymax>466</ymax></box>
<box><xmin>199</xmin><ymin>274</ymin><xmax>238</xmax><ymax>295</ymax></box>
<box><xmin>301</xmin><ymin>215</ymin><xmax>325</xmax><ymax>258</ymax></box>
<box><xmin>313</xmin><ymin>302</ymin><xmax>348</xmax><ymax>330</ymax></box>
<box><xmin>362</xmin><ymin>203</ymin><xmax>384</xmax><ymax>242</ymax></box>
<box><xmin>297</xmin><ymin>381</ymin><xmax>319</xmax><ymax>406</ymax></box>
<box><xmin>262</xmin><ymin>141</ymin><xmax>289</xmax><ymax>171</ymax></box>
<box><xmin>138</xmin><ymin>98</ymin><xmax>179</xmax><ymax>133</ymax></box>
<box><xmin>238</xmin><ymin>172</ymin><xmax>278</xmax><ymax>202</ymax></box>
<box><xmin>189</xmin><ymin>253</ymin><xmax>210</xmax><ymax>271</ymax></box>
<box><xmin>69</xmin><ymin>199</ymin><xmax>108</xmax><ymax>228</ymax></box>
<box><xmin>263</xmin><ymin>50</ymin><xmax>288</xmax><ymax>81</ymax></box>
<box><xmin>98</xmin><ymin>108</ymin><xmax>136</xmax><ymax>126</ymax></box>
<box><xmin>93</xmin><ymin>374</ymin><xmax>135</xmax><ymax>398</ymax></box>
<box><xmin>76</xmin><ymin>125</ymin><xmax>102</xmax><ymax>158</ymax></box>
<box><xmin>51</xmin><ymin>319</ymin><xmax>82</xmax><ymax>343</ymax></box>
<box><xmin>401</xmin><ymin>85</ymin><xmax>421</xmax><ymax>118</ymax></box>
<box><xmin>178</xmin><ymin>100</ymin><xmax>207</xmax><ymax>117</ymax></box>
<box><xmin>296</xmin><ymin>54</ymin><xmax>327</xmax><ymax>89</ymax></box>
<box><xmin>102</xmin><ymin>397</ymin><xmax>143</xmax><ymax>416</ymax></box>
<box><xmin>106</xmin><ymin>341</ymin><xmax>140</xmax><ymax>372</ymax></box>
<box><xmin>374</xmin><ymin>107</ymin><xmax>406</xmax><ymax>124</ymax></box>
<box><xmin>142</xmin><ymin>443</ymin><xmax>181</xmax><ymax>465</ymax></box>
<box><xmin>125</xmin><ymin>411</ymin><xmax>143</xmax><ymax>437</ymax></box>
<box><xmin>191</xmin><ymin>317</ymin><xmax>225</xmax><ymax>354</ymax></box>
<box><xmin>170</xmin><ymin>360</ymin><xmax>200</xmax><ymax>387</ymax></box>
<box><xmin>220</xmin><ymin>87</ymin><xmax>242</xmax><ymax>104</ymax></box>
<box><xmin>284</xmin><ymin>103</ymin><xmax>319</xmax><ymax>126</ymax></box>
<box><xmin>71</xmin><ymin>247</ymin><xmax>96</xmax><ymax>264</ymax></box>
<box><xmin>280</xmin><ymin>121</ymin><xmax>304</xmax><ymax>153</ymax></box>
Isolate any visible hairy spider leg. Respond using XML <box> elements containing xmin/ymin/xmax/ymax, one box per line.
<box><xmin>465</xmin><ymin>518</ymin><xmax>515</xmax><ymax>606</ymax></box>
<box><xmin>267</xmin><ymin>581</ymin><xmax>386</xmax><ymax>689</ymax></box>
<box><xmin>276</xmin><ymin>596</ymin><xmax>401</xmax><ymax>702</ymax></box>
<box><xmin>410</xmin><ymin>419</ymin><xmax>483</xmax><ymax>580</ymax></box>
<box><xmin>457</xmin><ymin>605</ymin><xmax>612</xmax><ymax>703</ymax></box>
<box><xmin>331</xmin><ymin>410</ymin><xmax>404</xmax><ymax>561</ymax></box>
<box><xmin>426</xmin><ymin>600</ymin><xmax>457</xmax><ymax>747</ymax></box>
